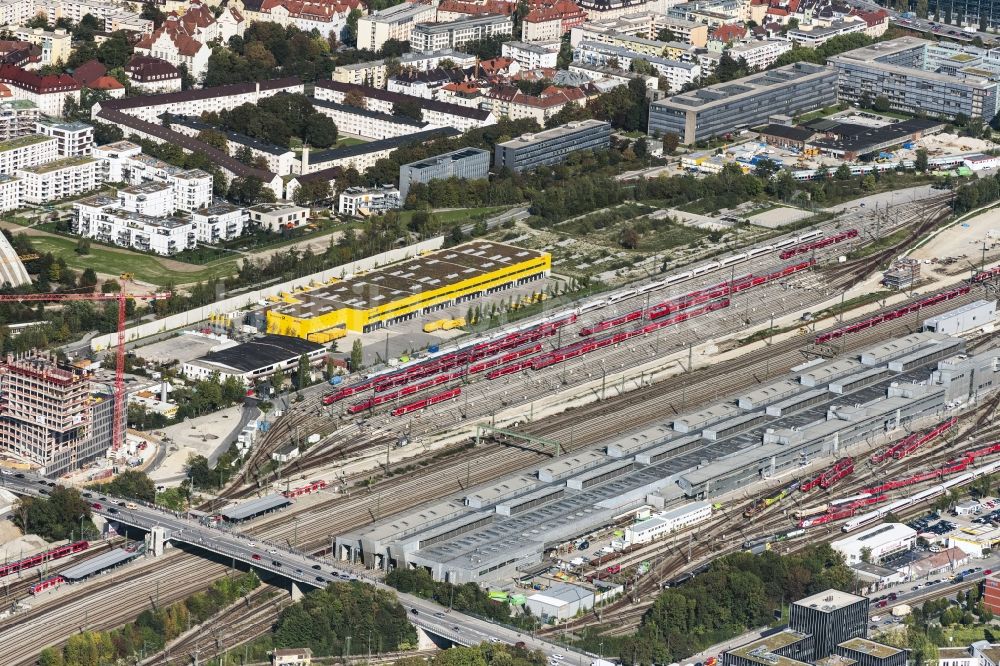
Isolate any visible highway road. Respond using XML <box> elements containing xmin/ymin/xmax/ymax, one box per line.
<box><xmin>0</xmin><ymin>471</ymin><xmax>592</xmax><ymax>662</ymax></box>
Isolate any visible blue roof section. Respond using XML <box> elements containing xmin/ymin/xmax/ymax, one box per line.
<box><xmin>60</xmin><ymin>548</ymin><xmax>140</xmax><ymax>580</ymax></box>
<box><xmin>219</xmin><ymin>493</ymin><xmax>292</xmax><ymax>521</ymax></box>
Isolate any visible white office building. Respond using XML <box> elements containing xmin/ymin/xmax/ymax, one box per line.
<box><xmin>831</xmin><ymin>523</ymin><xmax>917</xmax><ymax>564</ymax></box>
<box><xmin>624</xmin><ymin>502</ymin><xmax>712</xmax><ymax>546</ymax></box>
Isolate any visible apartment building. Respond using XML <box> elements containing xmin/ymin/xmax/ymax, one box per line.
<box><xmin>239</xmin><ymin>0</ymin><xmax>355</xmax><ymax>38</ymax></box>
<box><xmin>577</xmin><ymin>0</ymin><xmax>668</xmax><ymax>21</ymax></box>
<box><xmin>0</xmin><ymin>64</ymin><xmax>79</xmax><ymax>117</ymax></box>
<box><xmin>34</xmin><ymin>118</ymin><xmax>92</xmax><ymax>156</ymax></box>
<box><xmin>483</xmin><ymin>84</ymin><xmax>592</xmax><ymax>124</ymax></box>
<box><xmin>727</xmin><ymin>39</ymin><xmax>793</xmax><ymax>70</ymax></box>
<box><xmin>338</xmin><ymin>185</ymin><xmax>401</xmax><ymax>215</ymax></box>
<box><xmin>18</xmin><ymin>155</ymin><xmax>98</xmax><ymax>203</ymax></box>
<box><xmin>787</xmin><ymin>19</ymin><xmax>867</xmax><ymax>47</ymax></box>
<box><xmin>435</xmin><ymin>0</ymin><xmax>514</xmax><ymax>22</ymax></box>
<box><xmin>125</xmin><ymin>55</ymin><xmax>182</xmax><ymax>93</ymax></box>
<box><xmin>0</xmin><ymin>352</ymin><xmax>118</xmax><ymax>475</ymax></box>
<box><xmin>314</xmin><ymin>80</ymin><xmax>496</xmax><ymax>132</ymax></box>
<box><xmin>133</xmin><ymin>22</ymin><xmax>211</xmax><ymax>82</ymax></box>
<box><xmin>93</xmin><ymin>78</ymin><xmax>304</xmax><ymax>123</ymax></box>
<box><xmin>246</xmin><ymin>202</ymin><xmax>309</xmax><ymax>231</ymax></box>
<box><xmin>0</xmin><ymin>133</ymin><xmax>56</xmax><ymax>174</ymax></box>
<box><xmin>829</xmin><ymin>37</ymin><xmax>1000</xmax><ymax>121</ymax></box>
<box><xmin>648</xmin><ymin>62</ymin><xmax>838</xmax><ymax>144</ymax></box>
<box><xmin>357</xmin><ymin>2</ymin><xmax>438</xmax><ymax>52</ymax></box>
<box><xmin>11</xmin><ymin>28</ymin><xmax>70</xmax><ymax>66</ymax></box>
<box><xmin>494</xmin><ymin>119</ymin><xmax>611</xmax><ymax>172</ymax></box>
<box><xmin>170</xmin><ymin>169</ymin><xmax>213</xmax><ymax>212</ymax></box>
<box><xmin>0</xmin><ymin>99</ymin><xmax>39</xmax><ymax>141</ymax></box>
<box><xmin>398</xmin><ymin>146</ymin><xmax>489</xmax><ymax>199</ymax></box>
<box><xmin>502</xmin><ymin>40</ymin><xmax>561</xmax><ymax>69</ymax></box>
<box><xmin>409</xmin><ymin>14</ymin><xmax>513</xmax><ymax>52</ymax></box>
<box><xmin>191</xmin><ymin>202</ymin><xmax>244</xmax><ymax>243</ymax></box>
<box><xmin>573</xmin><ymin>41</ymin><xmax>700</xmax><ymax>91</ymax></box>
<box><xmin>311</xmin><ymin>98</ymin><xmax>432</xmax><ymax>140</ymax></box>
<box><xmin>521</xmin><ymin>0</ymin><xmax>586</xmax><ymax>41</ymax></box>
<box><xmin>74</xmin><ymin>193</ymin><xmax>197</xmax><ymax>255</ymax></box>
<box><xmin>0</xmin><ymin>172</ymin><xmax>19</xmax><ymax>212</ymax></box>
<box><xmin>167</xmin><ymin>114</ymin><xmax>298</xmax><ymax>175</ymax></box>
<box><xmin>32</xmin><ymin>0</ymin><xmax>151</xmax><ymax>31</ymax></box>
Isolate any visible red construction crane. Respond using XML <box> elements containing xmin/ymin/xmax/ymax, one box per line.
<box><xmin>0</xmin><ymin>289</ymin><xmax>171</xmax><ymax>452</ymax></box>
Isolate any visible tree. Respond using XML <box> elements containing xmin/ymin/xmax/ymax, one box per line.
<box><xmin>873</xmin><ymin>95</ymin><xmax>891</xmax><ymax>112</ymax></box>
<box><xmin>95</xmin><ymin>470</ymin><xmax>156</xmax><ymax>502</ymax></box>
<box><xmin>835</xmin><ymin>163</ymin><xmax>852</xmax><ymax>180</ymax></box>
<box><xmin>350</xmin><ymin>338</ymin><xmax>363</xmax><ymax>371</ymax></box>
<box><xmin>754</xmin><ymin>158</ymin><xmax>780</xmax><ymax>180</ymax></box>
<box><xmin>859</xmin><ymin>546</ymin><xmax>872</xmax><ymax>563</ymax></box>
<box><xmin>304</xmin><ymin>113</ymin><xmax>338</xmax><ymax>148</ymax></box>
<box><xmin>26</xmin><ymin>12</ymin><xmax>49</xmax><ymax>28</ymax></box>
<box><xmin>270</xmin><ymin>368</ymin><xmax>286</xmax><ymax>393</ymax></box>
<box><xmin>657</xmin><ymin>27</ymin><xmax>676</xmax><ymax>42</ymax></box>
<box><xmin>915</xmin><ymin>147</ymin><xmax>929</xmax><ymax>172</ymax></box>
<box><xmin>343</xmin><ymin>88</ymin><xmax>367</xmax><ymax>109</ymax></box>
<box><xmin>79</xmin><ymin>267</ymin><xmax>98</xmax><ymax>289</ymax></box>
<box><xmin>916</xmin><ymin>0</ymin><xmax>928</xmax><ymax>17</ymax></box>
<box><xmin>861</xmin><ymin>174</ymin><xmax>877</xmax><ymax>191</ymax></box>
<box><xmin>557</xmin><ymin>40</ymin><xmax>573</xmax><ymax>68</ymax></box>
<box><xmin>196</xmin><ymin>129</ymin><xmax>230</xmax><ymax>154</ymax></box>
<box><xmin>97</xmin><ymin>31</ymin><xmax>134</xmax><ymax>69</ymax></box>
<box><xmin>293</xmin><ymin>180</ymin><xmax>332</xmax><ymax>206</ymax></box>
<box><xmin>140</xmin><ymin>2</ymin><xmax>166</xmax><ymax>28</ymax></box>
<box><xmin>393</xmin><ymin>98</ymin><xmax>423</xmax><ymax>121</ymax></box>
<box><xmin>631</xmin><ymin>58</ymin><xmax>656</xmax><ymax>75</ymax></box>
<box><xmin>620</xmin><ymin>226</ymin><xmax>640</xmax><ymax>249</ymax></box>
<box><xmin>662</xmin><ymin>132</ymin><xmax>680</xmax><ymax>154</ymax></box>
<box><xmin>296</xmin><ymin>353</ymin><xmax>310</xmax><ymax>390</ymax></box>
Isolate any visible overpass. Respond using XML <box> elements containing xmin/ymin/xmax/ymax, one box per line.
<box><xmin>0</xmin><ymin>472</ymin><xmax>588</xmax><ymax>661</ymax></box>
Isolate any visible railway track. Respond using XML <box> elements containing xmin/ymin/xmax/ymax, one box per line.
<box><xmin>227</xmin><ymin>198</ymin><xmax>946</xmax><ymax>498</ymax></box>
<box><xmin>5</xmin><ymin>234</ymin><xmax>986</xmax><ymax>662</ymax></box>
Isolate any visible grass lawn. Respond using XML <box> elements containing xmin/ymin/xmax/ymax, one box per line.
<box><xmin>334</xmin><ymin>136</ymin><xmax>367</xmax><ymax>148</ymax></box>
<box><xmin>27</xmin><ymin>235</ymin><xmax>238</xmax><ymax>285</ymax></box>
<box><xmin>397</xmin><ymin>206</ymin><xmax>508</xmax><ymax>226</ymax></box>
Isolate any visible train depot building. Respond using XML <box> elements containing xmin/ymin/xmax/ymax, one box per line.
<box><xmin>265</xmin><ymin>241</ymin><xmax>551</xmax><ymax>338</ymax></box>
<box><xmin>335</xmin><ymin>321</ymin><xmax>1000</xmax><ymax>583</ymax></box>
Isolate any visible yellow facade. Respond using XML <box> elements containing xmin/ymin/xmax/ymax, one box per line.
<box><xmin>267</xmin><ymin>252</ymin><xmax>551</xmax><ymax>338</ymax></box>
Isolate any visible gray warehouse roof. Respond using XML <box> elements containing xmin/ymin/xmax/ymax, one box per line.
<box><xmin>219</xmin><ymin>493</ymin><xmax>292</xmax><ymax>521</ymax></box>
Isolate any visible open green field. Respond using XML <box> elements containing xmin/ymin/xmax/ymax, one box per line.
<box><xmin>26</xmin><ymin>235</ymin><xmax>239</xmax><ymax>285</ymax></box>
<box><xmin>397</xmin><ymin>206</ymin><xmax>508</xmax><ymax>226</ymax></box>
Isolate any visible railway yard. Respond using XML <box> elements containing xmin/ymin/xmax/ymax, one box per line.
<box><xmin>9</xmin><ymin>187</ymin><xmax>1000</xmax><ymax>665</ymax></box>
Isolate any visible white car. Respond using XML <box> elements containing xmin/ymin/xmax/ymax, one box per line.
<box><xmin>247</xmin><ymin>541</ymin><xmax>256</xmax><ymax>547</ymax></box>
<box><xmin>268</xmin><ymin>548</ymin><xmax>278</xmax><ymax>554</ymax></box>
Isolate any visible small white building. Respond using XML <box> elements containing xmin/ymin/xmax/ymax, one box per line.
<box><xmin>525</xmin><ymin>583</ymin><xmax>594</xmax><ymax>621</ymax></box>
<box><xmin>191</xmin><ymin>202</ymin><xmax>245</xmax><ymax>243</ymax></box>
<box><xmin>181</xmin><ymin>334</ymin><xmax>326</xmax><ymax>385</ymax></box>
<box><xmin>831</xmin><ymin>523</ymin><xmax>917</xmax><ymax>564</ymax></box>
<box><xmin>338</xmin><ymin>186</ymin><xmax>401</xmax><ymax>216</ymax></box>
<box><xmin>963</xmin><ymin>154</ymin><xmax>1000</xmax><ymax>171</ymax></box>
<box><xmin>247</xmin><ymin>203</ymin><xmax>309</xmax><ymax>232</ymax></box>
<box><xmin>923</xmin><ymin>300</ymin><xmax>996</xmax><ymax>336</ymax></box>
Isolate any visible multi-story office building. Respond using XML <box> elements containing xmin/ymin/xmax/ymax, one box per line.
<box><xmin>789</xmin><ymin>590</ymin><xmax>869</xmax><ymax>660</ymax></box>
<box><xmin>835</xmin><ymin>638</ymin><xmax>906</xmax><ymax>666</ymax></box>
<box><xmin>357</xmin><ymin>2</ymin><xmax>438</xmax><ymax>52</ymax></box>
<box><xmin>648</xmin><ymin>62</ymin><xmax>838</xmax><ymax>144</ymax></box>
<box><xmin>725</xmin><ymin>630</ymin><xmax>816</xmax><ymax>666</ymax></box>
<box><xmin>829</xmin><ymin>37</ymin><xmax>1000</xmax><ymax>121</ymax></box>
<box><xmin>338</xmin><ymin>185</ymin><xmax>401</xmax><ymax>216</ymax></box>
<box><xmin>34</xmin><ymin>118</ymin><xmax>93</xmax><ymax>156</ymax></box>
<box><xmin>0</xmin><ymin>352</ymin><xmax>118</xmax><ymax>475</ymax></box>
<box><xmin>17</xmin><ymin>155</ymin><xmax>98</xmax><ymax>203</ymax></box>
<box><xmin>409</xmin><ymin>14</ymin><xmax>513</xmax><ymax>52</ymax></box>
<box><xmin>398</xmin><ymin>147</ymin><xmax>489</xmax><ymax>200</ymax></box>
<box><xmin>494</xmin><ymin>119</ymin><xmax>611</xmax><ymax>173</ymax></box>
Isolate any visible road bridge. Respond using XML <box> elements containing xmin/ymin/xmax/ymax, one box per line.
<box><xmin>0</xmin><ymin>473</ymin><xmax>585</xmax><ymax>661</ymax></box>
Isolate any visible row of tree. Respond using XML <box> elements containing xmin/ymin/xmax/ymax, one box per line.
<box><xmin>13</xmin><ymin>486</ymin><xmax>96</xmax><ymax>542</ymax></box>
<box><xmin>595</xmin><ymin>545</ymin><xmax>857</xmax><ymax>665</ymax></box>
<box><xmin>211</xmin><ymin>93</ymin><xmax>338</xmax><ymax>149</ymax></box>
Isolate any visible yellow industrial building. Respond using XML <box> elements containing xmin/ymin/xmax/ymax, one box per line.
<box><xmin>266</xmin><ymin>241</ymin><xmax>551</xmax><ymax>338</ymax></box>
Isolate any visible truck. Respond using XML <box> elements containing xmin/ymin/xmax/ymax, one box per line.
<box><xmin>592</xmin><ymin>660</ymin><xmax>618</xmax><ymax>666</ymax></box>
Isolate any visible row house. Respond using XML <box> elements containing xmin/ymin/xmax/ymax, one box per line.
<box><xmin>314</xmin><ymin>80</ymin><xmax>496</xmax><ymax>132</ymax></box>
<box><xmin>93</xmin><ymin>77</ymin><xmax>304</xmax><ymax>123</ymax></box>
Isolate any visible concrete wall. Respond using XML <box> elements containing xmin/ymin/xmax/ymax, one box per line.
<box><xmin>90</xmin><ymin>236</ymin><xmax>445</xmax><ymax>352</ymax></box>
